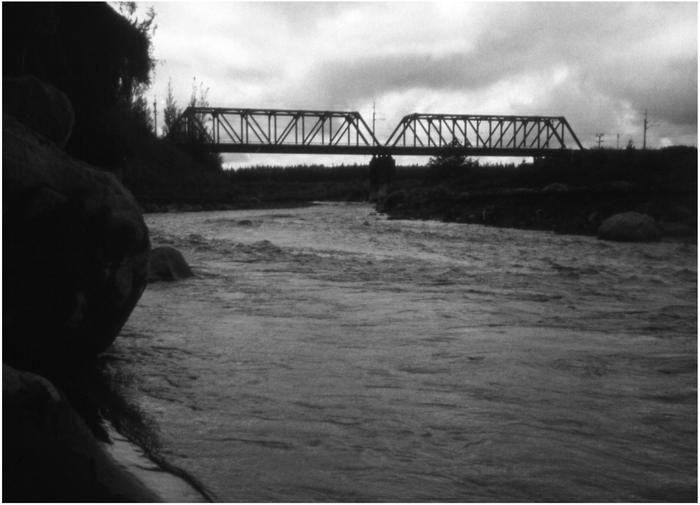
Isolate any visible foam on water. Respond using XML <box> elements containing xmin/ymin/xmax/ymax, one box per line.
<box><xmin>113</xmin><ymin>202</ymin><xmax>696</xmax><ymax>501</ymax></box>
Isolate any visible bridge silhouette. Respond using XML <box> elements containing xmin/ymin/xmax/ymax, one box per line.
<box><xmin>172</xmin><ymin>107</ymin><xmax>584</xmax><ymax>158</ymax></box>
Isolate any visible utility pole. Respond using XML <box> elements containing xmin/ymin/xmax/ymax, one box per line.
<box><xmin>153</xmin><ymin>96</ymin><xmax>158</xmax><ymax>136</ymax></box>
<box><xmin>616</xmin><ymin>133</ymin><xmax>620</xmax><ymax>150</ymax></box>
<box><xmin>595</xmin><ymin>133</ymin><xmax>605</xmax><ymax>149</ymax></box>
<box><xmin>372</xmin><ymin>101</ymin><xmax>377</xmax><ymax>137</ymax></box>
<box><xmin>371</xmin><ymin>101</ymin><xmax>385</xmax><ymax>139</ymax></box>
<box><xmin>642</xmin><ymin>109</ymin><xmax>658</xmax><ymax>150</ymax></box>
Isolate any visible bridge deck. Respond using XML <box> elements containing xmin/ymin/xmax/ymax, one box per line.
<box><xmin>203</xmin><ymin>143</ymin><xmax>578</xmax><ymax>157</ymax></box>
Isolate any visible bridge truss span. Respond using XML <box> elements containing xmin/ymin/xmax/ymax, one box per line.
<box><xmin>173</xmin><ymin>107</ymin><xmax>381</xmax><ymax>154</ymax></box>
<box><xmin>172</xmin><ymin>107</ymin><xmax>584</xmax><ymax>157</ymax></box>
<box><xmin>385</xmin><ymin>114</ymin><xmax>584</xmax><ymax>156</ymax></box>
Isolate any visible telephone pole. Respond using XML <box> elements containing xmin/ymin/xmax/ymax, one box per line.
<box><xmin>371</xmin><ymin>101</ymin><xmax>385</xmax><ymax>138</ymax></box>
<box><xmin>616</xmin><ymin>133</ymin><xmax>620</xmax><ymax>150</ymax></box>
<box><xmin>595</xmin><ymin>133</ymin><xmax>605</xmax><ymax>149</ymax></box>
<box><xmin>642</xmin><ymin>109</ymin><xmax>659</xmax><ymax>150</ymax></box>
<box><xmin>372</xmin><ymin>101</ymin><xmax>376</xmax><ymax>136</ymax></box>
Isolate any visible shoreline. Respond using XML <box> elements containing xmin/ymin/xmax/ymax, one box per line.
<box><xmin>103</xmin><ymin>422</ymin><xmax>213</xmax><ymax>502</ymax></box>
<box><xmin>135</xmin><ymin>192</ymin><xmax>696</xmax><ymax>241</ymax></box>
<box><xmin>2</xmin><ymin>363</ymin><xmax>213</xmax><ymax>502</ymax></box>
<box><xmin>376</xmin><ymin>186</ymin><xmax>697</xmax><ymax>240</ymax></box>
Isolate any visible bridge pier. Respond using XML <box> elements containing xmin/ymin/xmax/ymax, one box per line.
<box><xmin>368</xmin><ymin>153</ymin><xmax>395</xmax><ymax>202</ymax></box>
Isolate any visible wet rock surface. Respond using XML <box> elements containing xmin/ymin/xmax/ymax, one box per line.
<box><xmin>598</xmin><ymin>211</ymin><xmax>661</xmax><ymax>242</ymax></box>
<box><xmin>148</xmin><ymin>246</ymin><xmax>194</xmax><ymax>282</ymax></box>
<box><xmin>3</xmin><ymin>114</ymin><xmax>150</xmax><ymax>369</ymax></box>
<box><xmin>2</xmin><ymin>364</ymin><xmax>160</xmax><ymax>502</ymax></box>
<box><xmin>3</xmin><ymin>75</ymin><xmax>75</xmax><ymax>147</ymax></box>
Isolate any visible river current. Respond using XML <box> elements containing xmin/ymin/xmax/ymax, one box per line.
<box><xmin>112</xmin><ymin>202</ymin><xmax>696</xmax><ymax>501</ymax></box>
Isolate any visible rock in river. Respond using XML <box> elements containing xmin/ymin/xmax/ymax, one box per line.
<box><xmin>3</xmin><ymin>114</ymin><xmax>150</xmax><ymax>368</ymax></box>
<box><xmin>148</xmin><ymin>246</ymin><xmax>194</xmax><ymax>282</ymax></box>
<box><xmin>597</xmin><ymin>211</ymin><xmax>661</xmax><ymax>242</ymax></box>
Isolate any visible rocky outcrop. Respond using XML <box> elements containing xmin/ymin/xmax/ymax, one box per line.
<box><xmin>3</xmin><ymin>114</ymin><xmax>150</xmax><ymax>368</ymax></box>
<box><xmin>597</xmin><ymin>211</ymin><xmax>661</xmax><ymax>242</ymax></box>
<box><xmin>2</xmin><ymin>365</ymin><xmax>159</xmax><ymax>502</ymax></box>
<box><xmin>3</xmin><ymin>75</ymin><xmax>75</xmax><ymax>147</ymax></box>
<box><xmin>148</xmin><ymin>246</ymin><xmax>194</xmax><ymax>282</ymax></box>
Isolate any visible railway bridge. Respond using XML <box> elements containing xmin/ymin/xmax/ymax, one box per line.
<box><xmin>170</xmin><ymin>107</ymin><xmax>584</xmax><ymax>158</ymax></box>
<box><xmin>170</xmin><ymin>107</ymin><xmax>585</xmax><ymax>195</ymax></box>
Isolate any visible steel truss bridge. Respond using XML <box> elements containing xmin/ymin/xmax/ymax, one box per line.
<box><xmin>172</xmin><ymin>107</ymin><xmax>584</xmax><ymax>157</ymax></box>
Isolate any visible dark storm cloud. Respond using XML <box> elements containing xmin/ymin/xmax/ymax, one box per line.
<box><xmin>304</xmin><ymin>51</ymin><xmax>527</xmax><ymax>106</ymax></box>
<box><xmin>592</xmin><ymin>55</ymin><xmax>698</xmax><ymax>126</ymax></box>
<box><xmin>304</xmin><ymin>2</ymin><xmax>696</xmax><ymax>110</ymax></box>
<box><xmin>148</xmin><ymin>2</ymin><xmax>697</xmax><ymax>150</ymax></box>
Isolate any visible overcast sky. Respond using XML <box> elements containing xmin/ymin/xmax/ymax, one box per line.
<box><xmin>137</xmin><ymin>1</ymin><xmax>697</xmax><ymax>167</ymax></box>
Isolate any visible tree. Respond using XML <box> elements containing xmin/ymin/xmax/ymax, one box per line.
<box><xmin>163</xmin><ymin>76</ymin><xmax>221</xmax><ymax>170</ymax></box>
<box><xmin>128</xmin><ymin>83</ymin><xmax>153</xmax><ymax>132</ymax></box>
<box><xmin>188</xmin><ymin>76</ymin><xmax>210</xmax><ymax>108</ymax></box>
<box><xmin>116</xmin><ymin>3</ymin><xmax>157</xmax><ymax>133</ymax></box>
<box><xmin>426</xmin><ymin>139</ymin><xmax>472</xmax><ymax>182</ymax></box>
<box><xmin>163</xmin><ymin>78</ymin><xmax>181</xmax><ymax>137</ymax></box>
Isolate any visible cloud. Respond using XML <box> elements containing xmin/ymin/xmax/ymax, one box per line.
<box><xmin>142</xmin><ymin>1</ymin><xmax>697</xmax><ymax>161</ymax></box>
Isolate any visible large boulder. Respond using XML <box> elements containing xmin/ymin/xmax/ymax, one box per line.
<box><xmin>3</xmin><ymin>114</ymin><xmax>150</xmax><ymax>369</ymax></box>
<box><xmin>597</xmin><ymin>211</ymin><xmax>661</xmax><ymax>242</ymax></box>
<box><xmin>2</xmin><ymin>365</ymin><xmax>159</xmax><ymax>502</ymax></box>
<box><xmin>148</xmin><ymin>246</ymin><xmax>194</xmax><ymax>282</ymax></box>
<box><xmin>3</xmin><ymin>75</ymin><xmax>75</xmax><ymax>147</ymax></box>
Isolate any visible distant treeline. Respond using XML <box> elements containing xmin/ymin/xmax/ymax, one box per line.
<box><xmin>411</xmin><ymin>146</ymin><xmax>698</xmax><ymax>192</ymax></box>
<box><xmin>375</xmin><ymin>145</ymin><xmax>697</xmax><ymax>235</ymax></box>
<box><xmin>226</xmin><ymin>145</ymin><xmax>698</xmax><ymax>190</ymax></box>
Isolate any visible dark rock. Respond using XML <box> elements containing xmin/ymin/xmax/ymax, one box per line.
<box><xmin>597</xmin><ymin>211</ymin><xmax>661</xmax><ymax>242</ymax></box>
<box><xmin>380</xmin><ymin>190</ymin><xmax>407</xmax><ymax>211</ymax></box>
<box><xmin>3</xmin><ymin>75</ymin><xmax>75</xmax><ymax>147</ymax></box>
<box><xmin>595</xmin><ymin>180</ymin><xmax>635</xmax><ymax>192</ymax></box>
<box><xmin>237</xmin><ymin>219</ymin><xmax>254</xmax><ymax>226</ymax></box>
<box><xmin>659</xmin><ymin>221</ymin><xmax>695</xmax><ymax>237</ymax></box>
<box><xmin>148</xmin><ymin>246</ymin><xmax>194</xmax><ymax>282</ymax></box>
<box><xmin>3</xmin><ymin>114</ymin><xmax>150</xmax><ymax>368</ymax></box>
<box><xmin>542</xmin><ymin>182</ymin><xmax>569</xmax><ymax>193</ymax></box>
<box><xmin>2</xmin><ymin>365</ymin><xmax>159</xmax><ymax>502</ymax></box>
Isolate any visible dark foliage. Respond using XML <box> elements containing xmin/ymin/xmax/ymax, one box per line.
<box><xmin>417</xmin><ymin>147</ymin><xmax>697</xmax><ymax>193</ymax></box>
<box><xmin>3</xmin><ymin>2</ymin><xmax>154</xmax><ymax>168</ymax></box>
<box><xmin>378</xmin><ymin>147</ymin><xmax>697</xmax><ymax>236</ymax></box>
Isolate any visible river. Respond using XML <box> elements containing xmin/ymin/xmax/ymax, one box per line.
<box><xmin>110</xmin><ymin>202</ymin><xmax>696</xmax><ymax>501</ymax></box>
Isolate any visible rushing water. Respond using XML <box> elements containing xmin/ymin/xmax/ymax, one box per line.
<box><xmin>112</xmin><ymin>202</ymin><xmax>696</xmax><ymax>502</ymax></box>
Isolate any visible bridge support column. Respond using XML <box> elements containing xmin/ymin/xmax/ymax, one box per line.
<box><xmin>368</xmin><ymin>154</ymin><xmax>395</xmax><ymax>202</ymax></box>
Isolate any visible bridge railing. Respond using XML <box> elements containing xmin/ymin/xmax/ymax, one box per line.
<box><xmin>385</xmin><ymin>114</ymin><xmax>584</xmax><ymax>155</ymax></box>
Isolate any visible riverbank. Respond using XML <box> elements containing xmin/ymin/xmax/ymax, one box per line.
<box><xmin>3</xmin><ymin>362</ymin><xmax>212</xmax><ymax>502</ymax></box>
<box><xmin>375</xmin><ymin>147</ymin><xmax>697</xmax><ymax>240</ymax></box>
<box><xmin>376</xmin><ymin>184</ymin><xmax>696</xmax><ymax>239</ymax></box>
